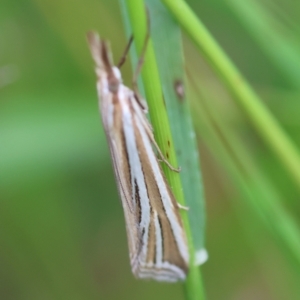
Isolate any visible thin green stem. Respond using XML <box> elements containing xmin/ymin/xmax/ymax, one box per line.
<box><xmin>162</xmin><ymin>0</ymin><xmax>300</xmax><ymax>191</ymax></box>
<box><xmin>124</xmin><ymin>0</ymin><xmax>205</xmax><ymax>299</ymax></box>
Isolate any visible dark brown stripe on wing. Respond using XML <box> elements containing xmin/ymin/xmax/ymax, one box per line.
<box><xmin>134</xmin><ymin>179</ymin><xmax>141</xmax><ymax>224</ymax></box>
<box><xmin>146</xmin><ymin>209</ymin><xmax>156</xmax><ymax>264</ymax></box>
<box><xmin>112</xmin><ymin>99</ymin><xmax>132</xmax><ymax>208</ymax></box>
<box><xmin>132</xmin><ymin>114</ymin><xmax>187</xmax><ymax>271</ymax></box>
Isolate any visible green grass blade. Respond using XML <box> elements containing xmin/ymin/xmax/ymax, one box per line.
<box><xmin>161</xmin><ymin>0</ymin><xmax>300</xmax><ymax>192</ymax></box>
<box><xmin>146</xmin><ymin>0</ymin><xmax>206</xmax><ymax>258</ymax></box>
<box><xmin>189</xmin><ymin>79</ymin><xmax>300</xmax><ymax>275</ymax></box>
<box><xmin>227</xmin><ymin>0</ymin><xmax>300</xmax><ymax>89</ymax></box>
<box><xmin>120</xmin><ymin>0</ymin><xmax>205</xmax><ymax>299</ymax></box>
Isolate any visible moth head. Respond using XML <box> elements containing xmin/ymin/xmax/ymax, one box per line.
<box><xmin>86</xmin><ymin>32</ymin><xmax>114</xmax><ymax>74</ymax></box>
<box><xmin>100</xmin><ymin>43</ymin><xmax>121</xmax><ymax>93</ymax></box>
<box><xmin>106</xmin><ymin>66</ymin><xmax>121</xmax><ymax>93</ymax></box>
<box><xmin>87</xmin><ymin>31</ymin><xmax>121</xmax><ymax>93</ymax></box>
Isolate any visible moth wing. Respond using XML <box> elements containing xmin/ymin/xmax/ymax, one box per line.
<box><xmin>101</xmin><ymin>95</ymin><xmax>141</xmax><ymax>263</ymax></box>
<box><xmin>128</xmin><ymin>100</ymin><xmax>189</xmax><ymax>281</ymax></box>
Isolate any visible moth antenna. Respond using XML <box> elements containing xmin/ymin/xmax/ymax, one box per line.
<box><xmin>117</xmin><ymin>35</ymin><xmax>134</xmax><ymax>68</ymax></box>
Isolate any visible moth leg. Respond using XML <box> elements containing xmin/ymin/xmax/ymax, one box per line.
<box><xmin>117</xmin><ymin>35</ymin><xmax>134</xmax><ymax>68</ymax></box>
<box><xmin>134</xmin><ymin>92</ymin><xmax>148</xmax><ymax>113</ymax></box>
<box><xmin>149</xmin><ymin>132</ymin><xmax>181</xmax><ymax>173</ymax></box>
<box><xmin>131</xmin><ymin>84</ymin><xmax>180</xmax><ymax>173</ymax></box>
<box><xmin>137</xmin><ymin>113</ymin><xmax>181</xmax><ymax>172</ymax></box>
<box><xmin>177</xmin><ymin>203</ymin><xmax>189</xmax><ymax>211</ymax></box>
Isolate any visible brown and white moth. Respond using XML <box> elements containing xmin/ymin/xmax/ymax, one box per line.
<box><xmin>87</xmin><ymin>32</ymin><xmax>189</xmax><ymax>282</ymax></box>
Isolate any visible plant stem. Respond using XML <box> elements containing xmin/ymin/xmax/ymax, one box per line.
<box><xmin>124</xmin><ymin>0</ymin><xmax>205</xmax><ymax>299</ymax></box>
<box><xmin>162</xmin><ymin>0</ymin><xmax>300</xmax><ymax>191</ymax></box>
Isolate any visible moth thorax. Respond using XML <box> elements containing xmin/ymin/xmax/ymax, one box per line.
<box><xmin>108</xmin><ymin>66</ymin><xmax>122</xmax><ymax>93</ymax></box>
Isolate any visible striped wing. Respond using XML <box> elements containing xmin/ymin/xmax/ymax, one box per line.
<box><xmin>102</xmin><ymin>86</ymin><xmax>189</xmax><ymax>282</ymax></box>
<box><xmin>87</xmin><ymin>32</ymin><xmax>189</xmax><ymax>282</ymax></box>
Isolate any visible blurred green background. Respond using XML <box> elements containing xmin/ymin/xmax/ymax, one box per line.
<box><xmin>1</xmin><ymin>0</ymin><xmax>300</xmax><ymax>299</ymax></box>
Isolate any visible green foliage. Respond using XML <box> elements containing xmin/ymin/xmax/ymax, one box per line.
<box><xmin>1</xmin><ymin>0</ymin><xmax>300</xmax><ymax>299</ymax></box>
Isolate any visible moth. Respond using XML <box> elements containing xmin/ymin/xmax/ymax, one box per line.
<box><xmin>87</xmin><ymin>32</ymin><xmax>189</xmax><ymax>282</ymax></box>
